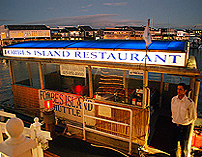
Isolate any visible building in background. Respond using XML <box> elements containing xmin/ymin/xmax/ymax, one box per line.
<box><xmin>0</xmin><ymin>24</ymin><xmax>202</xmax><ymax>47</ymax></box>
<box><xmin>50</xmin><ymin>26</ymin><xmax>81</xmax><ymax>40</ymax></box>
<box><xmin>50</xmin><ymin>25</ymin><xmax>96</xmax><ymax>40</ymax></box>
<box><xmin>176</xmin><ymin>29</ymin><xmax>190</xmax><ymax>40</ymax></box>
<box><xmin>50</xmin><ymin>27</ymin><xmax>68</xmax><ymax>40</ymax></box>
<box><xmin>77</xmin><ymin>25</ymin><xmax>95</xmax><ymax>40</ymax></box>
<box><xmin>65</xmin><ymin>26</ymin><xmax>81</xmax><ymax>40</ymax></box>
<box><xmin>0</xmin><ymin>24</ymin><xmax>50</xmax><ymax>46</ymax></box>
<box><xmin>129</xmin><ymin>26</ymin><xmax>145</xmax><ymax>40</ymax></box>
<box><xmin>98</xmin><ymin>27</ymin><xmax>134</xmax><ymax>40</ymax></box>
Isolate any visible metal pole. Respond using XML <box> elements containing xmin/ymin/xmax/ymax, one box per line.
<box><xmin>143</xmin><ymin>18</ymin><xmax>150</xmax><ymax>108</ymax></box>
<box><xmin>8</xmin><ymin>60</ymin><xmax>15</xmax><ymax>84</ymax></box>
<box><xmin>190</xmin><ymin>77</ymin><xmax>195</xmax><ymax>99</ymax></box>
<box><xmin>27</xmin><ymin>62</ymin><xmax>33</xmax><ymax>86</ymax></box>
<box><xmin>143</xmin><ymin>45</ymin><xmax>148</xmax><ymax>108</ymax></box>
<box><xmin>143</xmin><ymin>70</ymin><xmax>148</xmax><ymax>108</ymax></box>
<box><xmin>159</xmin><ymin>73</ymin><xmax>164</xmax><ymax>107</ymax></box>
<box><xmin>194</xmin><ymin>80</ymin><xmax>200</xmax><ymax>106</ymax></box>
<box><xmin>38</xmin><ymin>62</ymin><xmax>44</xmax><ymax>89</ymax></box>
<box><xmin>123</xmin><ymin>70</ymin><xmax>128</xmax><ymax>103</ymax></box>
<box><xmin>82</xmin><ymin>101</ymin><xmax>86</xmax><ymax>140</ymax></box>
<box><xmin>128</xmin><ymin>110</ymin><xmax>133</xmax><ymax>155</ymax></box>
<box><xmin>88</xmin><ymin>65</ymin><xmax>93</xmax><ymax>98</ymax></box>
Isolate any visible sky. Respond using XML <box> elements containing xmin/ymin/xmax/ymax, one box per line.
<box><xmin>1</xmin><ymin>0</ymin><xmax>202</xmax><ymax>29</ymax></box>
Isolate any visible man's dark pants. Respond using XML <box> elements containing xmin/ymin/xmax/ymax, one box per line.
<box><xmin>170</xmin><ymin>123</ymin><xmax>191</xmax><ymax>157</ymax></box>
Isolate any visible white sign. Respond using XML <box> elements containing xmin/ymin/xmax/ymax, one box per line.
<box><xmin>98</xmin><ymin>106</ymin><xmax>111</xmax><ymax>118</ymax></box>
<box><xmin>129</xmin><ymin>70</ymin><xmax>144</xmax><ymax>76</ymax></box>
<box><xmin>3</xmin><ymin>49</ymin><xmax>187</xmax><ymax>67</ymax></box>
<box><xmin>60</xmin><ymin>64</ymin><xmax>86</xmax><ymax>78</ymax></box>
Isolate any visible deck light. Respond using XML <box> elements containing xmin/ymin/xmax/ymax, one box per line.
<box><xmin>44</xmin><ymin>99</ymin><xmax>53</xmax><ymax>109</ymax></box>
<box><xmin>44</xmin><ymin>93</ymin><xmax>53</xmax><ymax>110</ymax></box>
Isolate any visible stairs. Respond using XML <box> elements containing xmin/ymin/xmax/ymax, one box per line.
<box><xmin>95</xmin><ymin>69</ymin><xmax>125</xmax><ymax>102</ymax></box>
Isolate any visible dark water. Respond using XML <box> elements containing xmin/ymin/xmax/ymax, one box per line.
<box><xmin>190</xmin><ymin>48</ymin><xmax>202</xmax><ymax>113</ymax></box>
<box><xmin>0</xmin><ymin>60</ymin><xmax>12</xmax><ymax>105</ymax></box>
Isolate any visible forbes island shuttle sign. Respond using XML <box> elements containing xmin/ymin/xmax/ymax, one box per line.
<box><xmin>4</xmin><ymin>49</ymin><xmax>187</xmax><ymax>67</ymax></box>
<box><xmin>39</xmin><ymin>90</ymin><xmax>95</xmax><ymax>125</ymax></box>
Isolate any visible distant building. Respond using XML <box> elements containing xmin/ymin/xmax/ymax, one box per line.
<box><xmin>0</xmin><ymin>24</ymin><xmax>50</xmax><ymax>45</ymax></box>
<box><xmin>50</xmin><ymin>28</ymin><xmax>67</xmax><ymax>40</ymax></box>
<box><xmin>129</xmin><ymin>26</ymin><xmax>144</xmax><ymax>40</ymax></box>
<box><xmin>187</xmin><ymin>29</ymin><xmax>202</xmax><ymax>38</ymax></box>
<box><xmin>192</xmin><ymin>29</ymin><xmax>202</xmax><ymax>37</ymax></box>
<box><xmin>150</xmin><ymin>28</ymin><xmax>161</xmax><ymax>40</ymax></box>
<box><xmin>176</xmin><ymin>29</ymin><xmax>190</xmax><ymax>40</ymax></box>
<box><xmin>50</xmin><ymin>28</ymin><xmax>60</xmax><ymax>39</ymax></box>
<box><xmin>159</xmin><ymin>28</ymin><xmax>177</xmax><ymax>40</ymax></box>
<box><xmin>50</xmin><ymin>26</ymin><xmax>94</xmax><ymax>40</ymax></box>
<box><xmin>98</xmin><ymin>27</ymin><xmax>134</xmax><ymax>40</ymax></box>
<box><xmin>65</xmin><ymin>27</ymin><xmax>81</xmax><ymax>40</ymax></box>
<box><xmin>1</xmin><ymin>24</ymin><xmax>202</xmax><ymax>45</ymax></box>
<box><xmin>77</xmin><ymin>25</ymin><xmax>94</xmax><ymax>40</ymax></box>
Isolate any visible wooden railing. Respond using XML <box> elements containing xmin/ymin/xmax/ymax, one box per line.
<box><xmin>0</xmin><ymin>110</ymin><xmax>52</xmax><ymax>157</ymax></box>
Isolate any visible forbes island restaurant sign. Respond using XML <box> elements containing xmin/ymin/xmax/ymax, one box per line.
<box><xmin>4</xmin><ymin>49</ymin><xmax>186</xmax><ymax>67</ymax></box>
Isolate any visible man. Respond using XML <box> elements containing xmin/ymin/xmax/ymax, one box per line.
<box><xmin>171</xmin><ymin>83</ymin><xmax>197</xmax><ymax>157</ymax></box>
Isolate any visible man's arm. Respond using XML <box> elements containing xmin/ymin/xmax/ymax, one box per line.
<box><xmin>188</xmin><ymin>101</ymin><xmax>197</xmax><ymax>122</ymax></box>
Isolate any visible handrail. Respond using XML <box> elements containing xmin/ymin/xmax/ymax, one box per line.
<box><xmin>0</xmin><ymin>110</ymin><xmax>16</xmax><ymax>118</ymax></box>
<box><xmin>82</xmin><ymin>101</ymin><xmax>133</xmax><ymax>155</ymax></box>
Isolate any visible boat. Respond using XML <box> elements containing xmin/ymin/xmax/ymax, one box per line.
<box><xmin>189</xmin><ymin>37</ymin><xmax>201</xmax><ymax>49</ymax></box>
<box><xmin>1</xmin><ymin>40</ymin><xmax>201</xmax><ymax>156</ymax></box>
<box><xmin>198</xmin><ymin>44</ymin><xmax>202</xmax><ymax>50</ymax></box>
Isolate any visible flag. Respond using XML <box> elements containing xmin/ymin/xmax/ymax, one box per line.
<box><xmin>143</xmin><ymin>19</ymin><xmax>152</xmax><ymax>47</ymax></box>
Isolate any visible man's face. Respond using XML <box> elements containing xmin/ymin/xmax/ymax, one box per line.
<box><xmin>177</xmin><ymin>85</ymin><xmax>187</xmax><ymax>97</ymax></box>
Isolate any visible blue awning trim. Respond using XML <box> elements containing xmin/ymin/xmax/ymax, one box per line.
<box><xmin>4</xmin><ymin>40</ymin><xmax>186</xmax><ymax>51</ymax></box>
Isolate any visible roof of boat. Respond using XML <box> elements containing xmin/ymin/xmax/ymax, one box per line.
<box><xmin>4</xmin><ymin>40</ymin><xmax>186</xmax><ymax>51</ymax></box>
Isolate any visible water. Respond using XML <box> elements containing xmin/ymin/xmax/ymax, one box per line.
<box><xmin>190</xmin><ymin>48</ymin><xmax>202</xmax><ymax>113</ymax></box>
<box><xmin>0</xmin><ymin>48</ymin><xmax>202</xmax><ymax>113</ymax></box>
<box><xmin>0</xmin><ymin>60</ymin><xmax>13</xmax><ymax>106</ymax></box>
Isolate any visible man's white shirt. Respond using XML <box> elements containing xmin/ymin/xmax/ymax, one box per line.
<box><xmin>171</xmin><ymin>95</ymin><xmax>197</xmax><ymax>125</ymax></box>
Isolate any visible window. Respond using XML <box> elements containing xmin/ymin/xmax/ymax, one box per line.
<box><xmin>12</xmin><ymin>61</ymin><xmax>41</xmax><ymax>88</ymax></box>
<box><xmin>44</xmin><ymin>63</ymin><xmax>89</xmax><ymax>96</ymax></box>
<box><xmin>92</xmin><ymin>67</ymin><xmax>142</xmax><ymax>104</ymax></box>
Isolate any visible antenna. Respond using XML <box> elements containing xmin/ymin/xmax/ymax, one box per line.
<box><xmin>151</xmin><ymin>19</ymin><xmax>154</xmax><ymax>28</ymax></box>
<box><xmin>168</xmin><ymin>16</ymin><xmax>170</xmax><ymax>40</ymax></box>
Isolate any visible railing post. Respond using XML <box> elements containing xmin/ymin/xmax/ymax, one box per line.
<box><xmin>0</xmin><ymin>118</ymin><xmax>37</xmax><ymax>157</ymax></box>
<box><xmin>129</xmin><ymin>110</ymin><xmax>133</xmax><ymax>155</ymax></box>
<box><xmin>8</xmin><ymin>60</ymin><xmax>15</xmax><ymax>85</ymax></box>
<box><xmin>88</xmin><ymin>65</ymin><xmax>93</xmax><ymax>98</ymax></box>
<box><xmin>30</xmin><ymin>117</ymin><xmax>44</xmax><ymax>157</ymax></box>
<box><xmin>82</xmin><ymin>102</ymin><xmax>86</xmax><ymax>140</ymax></box>
<box><xmin>0</xmin><ymin>125</ymin><xmax>3</xmax><ymax>143</ymax></box>
<box><xmin>0</xmin><ymin>110</ymin><xmax>16</xmax><ymax>144</ymax></box>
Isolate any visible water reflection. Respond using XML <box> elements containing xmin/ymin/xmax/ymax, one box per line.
<box><xmin>0</xmin><ymin>60</ymin><xmax>12</xmax><ymax>104</ymax></box>
<box><xmin>189</xmin><ymin>48</ymin><xmax>202</xmax><ymax>112</ymax></box>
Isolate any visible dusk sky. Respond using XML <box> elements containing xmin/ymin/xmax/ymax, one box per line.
<box><xmin>1</xmin><ymin>0</ymin><xmax>202</xmax><ymax>29</ymax></box>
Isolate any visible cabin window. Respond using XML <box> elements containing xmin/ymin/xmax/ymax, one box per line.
<box><xmin>92</xmin><ymin>67</ymin><xmax>144</xmax><ymax>105</ymax></box>
<box><xmin>12</xmin><ymin>61</ymin><xmax>41</xmax><ymax>89</ymax></box>
<box><xmin>44</xmin><ymin>63</ymin><xmax>89</xmax><ymax>96</ymax></box>
<box><xmin>92</xmin><ymin>67</ymin><xmax>178</xmax><ymax>111</ymax></box>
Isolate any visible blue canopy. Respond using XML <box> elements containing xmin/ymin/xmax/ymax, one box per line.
<box><xmin>4</xmin><ymin>40</ymin><xmax>186</xmax><ymax>51</ymax></box>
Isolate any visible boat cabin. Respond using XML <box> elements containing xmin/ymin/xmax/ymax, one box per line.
<box><xmin>1</xmin><ymin>40</ymin><xmax>201</xmax><ymax>156</ymax></box>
